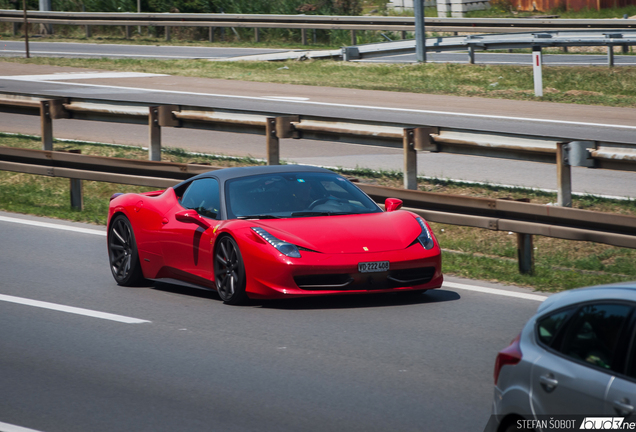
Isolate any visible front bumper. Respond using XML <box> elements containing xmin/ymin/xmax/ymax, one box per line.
<box><xmin>241</xmin><ymin>242</ymin><xmax>443</xmax><ymax>299</ymax></box>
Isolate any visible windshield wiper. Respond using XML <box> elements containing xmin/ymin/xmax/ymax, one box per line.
<box><xmin>237</xmin><ymin>214</ymin><xmax>284</xmax><ymax>220</ymax></box>
<box><xmin>291</xmin><ymin>211</ymin><xmax>350</xmax><ymax>217</ymax></box>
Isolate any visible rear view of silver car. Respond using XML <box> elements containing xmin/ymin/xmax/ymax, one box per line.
<box><xmin>490</xmin><ymin>283</ymin><xmax>636</xmax><ymax>432</ymax></box>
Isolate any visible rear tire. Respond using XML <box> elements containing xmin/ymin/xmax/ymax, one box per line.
<box><xmin>108</xmin><ymin>215</ymin><xmax>145</xmax><ymax>286</ymax></box>
<box><xmin>214</xmin><ymin>235</ymin><xmax>248</xmax><ymax>305</ymax></box>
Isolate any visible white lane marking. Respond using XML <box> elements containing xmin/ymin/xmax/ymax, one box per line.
<box><xmin>0</xmin><ymin>50</ymin><xmax>217</xmax><ymax>59</ymax></box>
<box><xmin>0</xmin><ymin>294</ymin><xmax>150</xmax><ymax>324</ymax></box>
<box><xmin>17</xmin><ymin>80</ymin><xmax>636</xmax><ymax>131</ymax></box>
<box><xmin>0</xmin><ymin>72</ymin><xmax>168</xmax><ymax>81</ymax></box>
<box><xmin>0</xmin><ymin>421</ymin><xmax>45</xmax><ymax>432</ymax></box>
<box><xmin>262</xmin><ymin>96</ymin><xmax>310</xmax><ymax>101</ymax></box>
<box><xmin>0</xmin><ymin>216</ymin><xmax>106</xmax><ymax>236</ymax></box>
<box><xmin>444</xmin><ymin>281</ymin><xmax>548</xmax><ymax>302</ymax></box>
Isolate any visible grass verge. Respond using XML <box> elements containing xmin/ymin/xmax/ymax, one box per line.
<box><xmin>1</xmin><ymin>132</ymin><xmax>634</xmax><ymax>292</ymax></box>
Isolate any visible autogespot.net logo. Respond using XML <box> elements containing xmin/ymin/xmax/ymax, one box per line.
<box><xmin>580</xmin><ymin>418</ymin><xmax>630</xmax><ymax>430</ymax></box>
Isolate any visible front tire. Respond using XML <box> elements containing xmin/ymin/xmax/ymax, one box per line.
<box><xmin>108</xmin><ymin>215</ymin><xmax>145</xmax><ymax>286</ymax></box>
<box><xmin>214</xmin><ymin>235</ymin><xmax>248</xmax><ymax>305</ymax></box>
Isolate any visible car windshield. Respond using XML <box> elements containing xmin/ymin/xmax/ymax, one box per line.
<box><xmin>225</xmin><ymin>172</ymin><xmax>382</xmax><ymax>219</ymax></box>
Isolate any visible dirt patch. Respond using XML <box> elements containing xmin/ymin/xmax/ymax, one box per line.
<box><xmin>564</xmin><ymin>90</ymin><xmax>603</xmax><ymax>96</ymax></box>
<box><xmin>490</xmin><ymin>88</ymin><xmax>536</xmax><ymax>96</ymax></box>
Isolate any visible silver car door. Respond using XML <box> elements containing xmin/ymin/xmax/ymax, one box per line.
<box><xmin>530</xmin><ymin>354</ymin><xmax>610</xmax><ymax>415</ymax></box>
<box><xmin>605</xmin><ymin>376</ymin><xmax>636</xmax><ymax>417</ymax></box>
<box><xmin>531</xmin><ymin>303</ymin><xmax>633</xmax><ymax>416</ymax></box>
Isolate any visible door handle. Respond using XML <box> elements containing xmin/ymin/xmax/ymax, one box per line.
<box><xmin>539</xmin><ymin>374</ymin><xmax>558</xmax><ymax>393</ymax></box>
<box><xmin>613</xmin><ymin>398</ymin><xmax>634</xmax><ymax>416</ymax></box>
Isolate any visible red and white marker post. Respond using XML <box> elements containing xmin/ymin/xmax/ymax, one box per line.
<box><xmin>532</xmin><ymin>45</ymin><xmax>543</xmax><ymax>97</ymax></box>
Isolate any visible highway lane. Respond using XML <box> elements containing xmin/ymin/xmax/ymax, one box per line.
<box><xmin>0</xmin><ymin>64</ymin><xmax>635</xmax><ymax>198</ymax></box>
<box><xmin>0</xmin><ymin>211</ymin><xmax>546</xmax><ymax>432</ymax></box>
<box><xmin>2</xmin><ymin>40</ymin><xmax>636</xmax><ymax>66</ymax></box>
<box><xmin>2</xmin><ymin>68</ymin><xmax>635</xmax><ymax>143</ymax></box>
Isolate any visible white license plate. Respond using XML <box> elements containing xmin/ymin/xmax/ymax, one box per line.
<box><xmin>358</xmin><ymin>261</ymin><xmax>389</xmax><ymax>273</ymax></box>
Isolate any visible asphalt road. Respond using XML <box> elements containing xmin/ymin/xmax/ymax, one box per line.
<box><xmin>0</xmin><ymin>41</ymin><xmax>285</xmax><ymax>59</ymax></box>
<box><xmin>2</xmin><ymin>40</ymin><xmax>636</xmax><ymax>66</ymax></box>
<box><xmin>0</xmin><ymin>211</ymin><xmax>547</xmax><ymax>432</ymax></box>
<box><xmin>1</xmin><ymin>63</ymin><xmax>635</xmax><ymax>199</ymax></box>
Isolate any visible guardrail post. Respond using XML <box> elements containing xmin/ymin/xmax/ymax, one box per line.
<box><xmin>40</xmin><ymin>100</ymin><xmax>53</xmax><ymax>151</ymax></box>
<box><xmin>70</xmin><ymin>176</ymin><xmax>83</xmax><ymax>210</ymax></box>
<box><xmin>254</xmin><ymin>28</ymin><xmax>260</xmax><ymax>43</ymax></box>
<box><xmin>13</xmin><ymin>22</ymin><xmax>19</xmax><ymax>36</ymax></box>
<box><xmin>403</xmin><ymin>128</ymin><xmax>418</xmax><ymax>190</ymax></box>
<box><xmin>301</xmin><ymin>28</ymin><xmax>307</xmax><ymax>45</ymax></box>
<box><xmin>266</xmin><ymin>118</ymin><xmax>279</xmax><ymax>166</ymax></box>
<box><xmin>608</xmin><ymin>45</ymin><xmax>614</xmax><ymax>67</ymax></box>
<box><xmin>413</xmin><ymin>127</ymin><xmax>439</xmax><ymax>152</ymax></box>
<box><xmin>165</xmin><ymin>26</ymin><xmax>171</xmax><ymax>41</ymax></box>
<box><xmin>468</xmin><ymin>46</ymin><xmax>475</xmax><ymax>64</ymax></box>
<box><xmin>556</xmin><ymin>142</ymin><xmax>572</xmax><ymax>207</ymax></box>
<box><xmin>125</xmin><ymin>25</ymin><xmax>131</xmax><ymax>39</ymax></box>
<box><xmin>351</xmin><ymin>30</ymin><xmax>357</xmax><ymax>46</ymax></box>
<box><xmin>85</xmin><ymin>24</ymin><xmax>91</xmax><ymax>38</ymax></box>
<box><xmin>517</xmin><ymin>233</ymin><xmax>534</xmax><ymax>275</ymax></box>
<box><xmin>209</xmin><ymin>27</ymin><xmax>214</xmax><ymax>42</ymax></box>
<box><xmin>149</xmin><ymin>107</ymin><xmax>161</xmax><ymax>161</ymax></box>
<box><xmin>157</xmin><ymin>105</ymin><xmax>181</xmax><ymax>128</ymax></box>
<box><xmin>622</xmin><ymin>44</ymin><xmax>629</xmax><ymax>54</ymax></box>
<box><xmin>68</xmin><ymin>149</ymin><xmax>83</xmax><ymax>210</ymax></box>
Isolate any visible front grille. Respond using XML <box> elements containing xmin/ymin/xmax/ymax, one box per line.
<box><xmin>388</xmin><ymin>267</ymin><xmax>436</xmax><ymax>286</ymax></box>
<box><xmin>294</xmin><ymin>274</ymin><xmax>354</xmax><ymax>289</ymax></box>
<box><xmin>294</xmin><ymin>266</ymin><xmax>435</xmax><ymax>291</ymax></box>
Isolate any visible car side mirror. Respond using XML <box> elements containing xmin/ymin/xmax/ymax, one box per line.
<box><xmin>175</xmin><ymin>209</ymin><xmax>211</xmax><ymax>228</ymax></box>
<box><xmin>385</xmin><ymin>198</ymin><xmax>403</xmax><ymax>212</ymax></box>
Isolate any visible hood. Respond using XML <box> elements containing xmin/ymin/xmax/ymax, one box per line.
<box><xmin>254</xmin><ymin>211</ymin><xmax>422</xmax><ymax>254</ymax></box>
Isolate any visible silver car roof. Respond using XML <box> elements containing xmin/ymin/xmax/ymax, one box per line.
<box><xmin>537</xmin><ymin>281</ymin><xmax>636</xmax><ymax>314</ymax></box>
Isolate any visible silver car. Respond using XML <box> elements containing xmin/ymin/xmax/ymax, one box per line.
<box><xmin>490</xmin><ymin>282</ymin><xmax>636</xmax><ymax>432</ymax></box>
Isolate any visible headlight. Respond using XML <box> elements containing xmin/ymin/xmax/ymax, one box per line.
<box><xmin>252</xmin><ymin>227</ymin><xmax>302</xmax><ymax>258</ymax></box>
<box><xmin>416</xmin><ymin>218</ymin><xmax>435</xmax><ymax>250</ymax></box>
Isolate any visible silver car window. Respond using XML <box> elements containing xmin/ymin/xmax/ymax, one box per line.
<box><xmin>537</xmin><ymin>308</ymin><xmax>574</xmax><ymax>347</ymax></box>
<box><xmin>561</xmin><ymin>304</ymin><xmax>632</xmax><ymax>371</ymax></box>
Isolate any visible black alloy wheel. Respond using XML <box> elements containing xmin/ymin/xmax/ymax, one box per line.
<box><xmin>108</xmin><ymin>215</ymin><xmax>145</xmax><ymax>286</ymax></box>
<box><xmin>214</xmin><ymin>235</ymin><xmax>248</xmax><ymax>305</ymax></box>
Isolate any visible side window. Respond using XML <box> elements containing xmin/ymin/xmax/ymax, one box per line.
<box><xmin>560</xmin><ymin>304</ymin><xmax>632</xmax><ymax>371</ymax></box>
<box><xmin>179</xmin><ymin>178</ymin><xmax>221</xmax><ymax>220</ymax></box>
<box><xmin>537</xmin><ymin>308</ymin><xmax>574</xmax><ymax>347</ymax></box>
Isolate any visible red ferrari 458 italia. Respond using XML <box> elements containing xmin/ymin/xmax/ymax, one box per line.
<box><xmin>107</xmin><ymin>165</ymin><xmax>443</xmax><ymax>304</ymax></box>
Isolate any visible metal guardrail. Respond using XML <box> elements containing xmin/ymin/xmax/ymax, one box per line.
<box><xmin>0</xmin><ymin>146</ymin><xmax>634</xmax><ymax>277</ymax></box>
<box><xmin>2</xmin><ymin>10</ymin><xmax>636</xmax><ymax>32</ymax></box>
<box><xmin>1</xmin><ymin>91</ymin><xmax>635</xmax><ymax>211</ymax></box>
<box><xmin>3</xmin><ymin>10</ymin><xmax>636</xmax><ymax>47</ymax></box>
<box><xmin>334</xmin><ymin>30</ymin><xmax>636</xmax><ymax>64</ymax></box>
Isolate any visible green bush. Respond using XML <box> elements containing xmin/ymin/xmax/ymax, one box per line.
<box><xmin>0</xmin><ymin>0</ymin><xmax>364</xmax><ymax>14</ymax></box>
